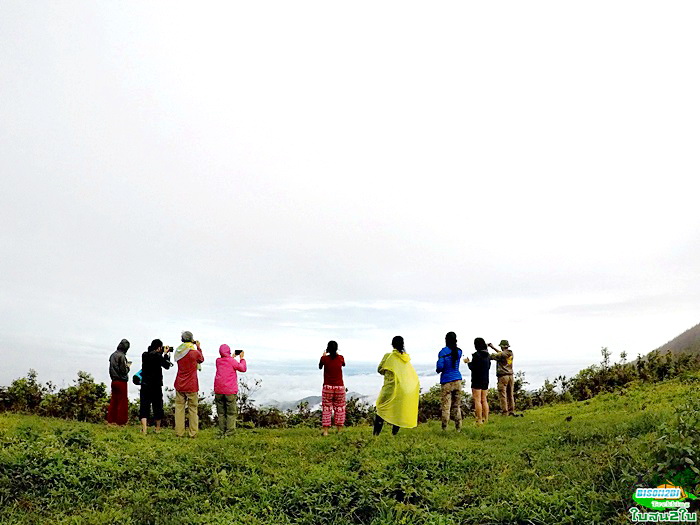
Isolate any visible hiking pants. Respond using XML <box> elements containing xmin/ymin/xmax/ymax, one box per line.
<box><xmin>497</xmin><ymin>374</ymin><xmax>515</xmax><ymax>415</ymax></box>
<box><xmin>440</xmin><ymin>379</ymin><xmax>463</xmax><ymax>430</ymax></box>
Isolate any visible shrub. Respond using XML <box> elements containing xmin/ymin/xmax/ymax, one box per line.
<box><xmin>654</xmin><ymin>388</ymin><xmax>700</xmax><ymax>488</ymax></box>
<box><xmin>1</xmin><ymin>370</ymin><xmax>50</xmax><ymax>413</ymax></box>
<box><xmin>418</xmin><ymin>383</ymin><xmax>477</xmax><ymax>422</ymax></box>
<box><xmin>157</xmin><ymin>389</ymin><xmax>214</xmax><ymax>428</ymax></box>
<box><xmin>344</xmin><ymin>395</ymin><xmax>375</xmax><ymax>426</ymax></box>
<box><xmin>256</xmin><ymin>407</ymin><xmax>287</xmax><ymax>428</ymax></box>
<box><xmin>536</xmin><ymin>348</ymin><xmax>700</xmax><ymax>407</ymax></box>
<box><xmin>418</xmin><ymin>384</ymin><xmax>442</xmax><ymax>422</ymax></box>
<box><xmin>39</xmin><ymin>371</ymin><xmax>109</xmax><ymax>422</ymax></box>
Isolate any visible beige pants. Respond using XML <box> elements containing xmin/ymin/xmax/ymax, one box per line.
<box><xmin>175</xmin><ymin>391</ymin><xmax>199</xmax><ymax>437</ymax></box>
<box><xmin>497</xmin><ymin>375</ymin><xmax>515</xmax><ymax>415</ymax></box>
<box><xmin>440</xmin><ymin>380</ymin><xmax>463</xmax><ymax>430</ymax></box>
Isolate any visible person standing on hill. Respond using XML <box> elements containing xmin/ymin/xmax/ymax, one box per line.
<box><xmin>464</xmin><ymin>337</ymin><xmax>491</xmax><ymax>425</ymax></box>
<box><xmin>139</xmin><ymin>339</ymin><xmax>173</xmax><ymax>434</ymax></box>
<box><xmin>374</xmin><ymin>335</ymin><xmax>420</xmax><ymax>436</ymax></box>
<box><xmin>489</xmin><ymin>340</ymin><xmax>515</xmax><ymax>416</ymax></box>
<box><xmin>107</xmin><ymin>339</ymin><xmax>131</xmax><ymax>426</ymax></box>
<box><xmin>436</xmin><ymin>331</ymin><xmax>463</xmax><ymax>431</ymax></box>
<box><xmin>174</xmin><ymin>331</ymin><xmax>204</xmax><ymax>438</ymax></box>
<box><xmin>318</xmin><ymin>340</ymin><xmax>346</xmax><ymax>436</ymax></box>
<box><xmin>214</xmin><ymin>344</ymin><xmax>247</xmax><ymax>437</ymax></box>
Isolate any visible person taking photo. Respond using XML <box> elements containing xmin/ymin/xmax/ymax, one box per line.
<box><xmin>214</xmin><ymin>344</ymin><xmax>247</xmax><ymax>436</ymax></box>
<box><xmin>139</xmin><ymin>339</ymin><xmax>173</xmax><ymax>434</ymax></box>
<box><xmin>173</xmin><ymin>331</ymin><xmax>204</xmax><ymax>438</ymax></box>
<box><xmin>489</xmin><ymin>340</ymin><xmax>516</xmax><ymax>416</ymax></box>
<box><xmin>319</xmin><ymin>340</ymin><xmax>346</xmax><ymax>436</ymax></box>
<box><xmin>464</xmin><ymin>337</ymin><xmax>491</xmax><ymax>425</ymax></box>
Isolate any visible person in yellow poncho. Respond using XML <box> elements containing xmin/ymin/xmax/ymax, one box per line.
<box><xmin>373</xmin><ymin>335</ymin><xmax>420</xmax><ymax>435</ymax></box>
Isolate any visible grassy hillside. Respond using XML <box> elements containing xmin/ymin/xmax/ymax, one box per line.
<box><xmin>654</xmin><ymin>322</ymin><xmax>700</xmax><ymax>356</ymax></box>
<box><xmin>1</xmin><ymin>375</ymin><xmax>699</xmax><ymax>525</ymax></box>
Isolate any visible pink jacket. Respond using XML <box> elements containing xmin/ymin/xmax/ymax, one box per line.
<box><xmin>214</xmin><ymin>344</ymin><xmax>247</xmax><ymax>395</ymax></box>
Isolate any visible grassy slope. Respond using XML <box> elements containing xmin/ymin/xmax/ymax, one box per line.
<box><xmin>1</xmin><ymin>376</ymin><xmax>697</xmax><ymax>525</ymax></box>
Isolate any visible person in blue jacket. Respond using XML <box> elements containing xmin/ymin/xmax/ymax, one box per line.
<box><xmin>436</xmin><ymin>331</ymin><xmax>463</xmax><ymax>431</ymax></box>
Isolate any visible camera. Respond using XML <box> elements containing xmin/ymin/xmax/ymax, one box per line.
<box><xmin>234</xmin><ymin>349</ymin><xmax>243</xmax><ymax>356</ymax></box>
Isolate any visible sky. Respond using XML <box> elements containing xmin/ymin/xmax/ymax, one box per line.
<box><xmin>1</xmin><ymin>2</ymin><xmax>699</xmax><ymax>405</ymax></box>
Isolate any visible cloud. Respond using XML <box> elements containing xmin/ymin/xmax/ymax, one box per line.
<box><xmin>549</xmin><ymin>293</ymin><xmax>700</xmax><ymax>317</ymax></box>
<box><xmin>1</xmin><ymin>2</ymin><xmax>699</xmax><ymax>393</ymax></box>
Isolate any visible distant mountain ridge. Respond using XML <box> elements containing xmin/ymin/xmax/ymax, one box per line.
<box><xmin>266</xmin><ymin>392</ymin><xmax>371</xmax><ymax>411</ymax></box>
<box><xmin>652</xmin><ymin>322</ymin><xmax>700</xmax><ymax>356</ymax></box>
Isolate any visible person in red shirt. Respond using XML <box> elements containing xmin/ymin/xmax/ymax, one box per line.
<box><xmin>173</xmin><ymin>331</ymin><xmax>204</xmax><ymax>438</ymax></box>
<box><xmin>318</xmin><ymin>340</ymin><xmax>346</xmax><ymax>436</ymax></box>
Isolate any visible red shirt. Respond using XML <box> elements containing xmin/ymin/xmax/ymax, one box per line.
<box><xmin>174</xmin><ymin>349</ymin><xmax>204</xmax><ymax>392</ymax></box>
<box><xmin>320</xmin><ymin>354</ymin><xmax>345</xmax><ymax>386</ymax></box>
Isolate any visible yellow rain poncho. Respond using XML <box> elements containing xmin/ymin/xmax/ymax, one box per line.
<box><xmin>375</xmin><ymin>349</ymin><xmax>420</xmax><ymax>428</ymax></box>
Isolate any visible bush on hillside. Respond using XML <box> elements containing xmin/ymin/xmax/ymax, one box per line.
<box><xmin>654</xmin><ymin>389</ymin><xmax>700</xmax><ymax>488</ymax></box>
<box><xmin>284</xmin><ymin>401</ymin><xmax>317</xmax><ymax>427</ymax></box>
<box><xmin>531</xmin><ymin>348</ymin><xmax>700</xmax><ymax>406</ymax></box>
<box><xmin>0</xmin><ymin>370</ymin><xmax>108</xmax><ymax>423</ymax></box>
<box><xmin>40</xmin><ymin>371</ymin><xmax>109</xmax><ymax>422</ymax></box>
<box><xmin>0</xmin><ymin>370</ymin><xmax>51</xmax><ymax>413</ymax></box>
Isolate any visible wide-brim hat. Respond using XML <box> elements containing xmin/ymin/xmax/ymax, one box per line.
<box><xmin>499</xmin><ymin>339</ymin><xmax>510</xmax><ymax>348</ymax></box>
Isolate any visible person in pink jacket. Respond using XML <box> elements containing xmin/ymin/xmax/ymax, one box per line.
<box><xmin>214</xmin><ymin>344</ymin><xmax>247</xmax><ymax>436</ymax></box>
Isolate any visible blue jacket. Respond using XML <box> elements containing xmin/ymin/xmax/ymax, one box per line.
<box><xmin>436</xmin><ymin>346</ymin><xmax>463</xmax><ymax>384</ymax></box>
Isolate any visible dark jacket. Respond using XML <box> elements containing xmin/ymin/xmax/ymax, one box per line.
<box><xmin>109</xmin><ymin>350</ymin><xmax>130</xmax><ymax>382</ymax></box>
<box><xmin>141</xmin><ymin>351</ymin><xmax>172</xmax><ymax>387</ymax></box>
<box><xmin>467</xmin><ymin>350</ymin><xmax>491</xmax><ymax>389</ymax></box>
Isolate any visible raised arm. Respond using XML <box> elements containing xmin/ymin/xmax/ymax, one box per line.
<box><xmin>487</xmin><ymin>343</ymin><xmax>503</xmax><ymax>361</ymax></box>
<box><xmin>233</xmin><ymin>358</ymin><xmax>247</xmax><ymax>373</ymax></box>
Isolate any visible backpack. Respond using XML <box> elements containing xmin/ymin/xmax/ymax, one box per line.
<box><xmin>132</xmin><ymin>369</ymin><xmax>143</xmax><ymax>385</ymax></box>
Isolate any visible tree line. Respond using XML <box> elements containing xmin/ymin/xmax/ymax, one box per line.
<box><xmin>1</xmin><ymin>348</ymin><xmax>698</xmax><ymax>428</ymax></box>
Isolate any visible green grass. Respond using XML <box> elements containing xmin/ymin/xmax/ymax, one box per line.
<box><xmin>1</xmin><ymin>376</ymin><xmax>698</xmax><ymax>524</ymax></box>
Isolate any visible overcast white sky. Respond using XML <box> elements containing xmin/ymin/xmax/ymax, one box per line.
<box><xmin>1</xmin><ymin>2</ymin><xmax>699</xmax><ymax>403</ymax></box>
